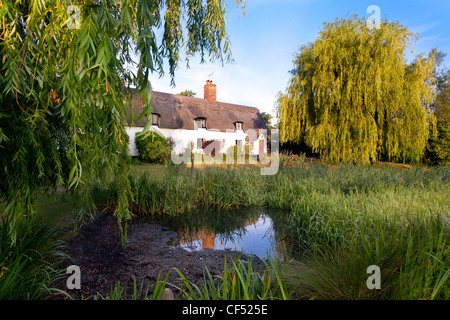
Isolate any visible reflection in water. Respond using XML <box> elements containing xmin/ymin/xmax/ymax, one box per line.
<box><xmin>151</xmin><ymin>207</ymin><xmax>292</xmax><ymax>259</ymax></box>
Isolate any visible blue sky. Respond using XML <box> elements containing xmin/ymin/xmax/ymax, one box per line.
<box><xmin>149</xmin><ymin>0</ymin><xmax>450</xmax><ymax>124</ymax></box>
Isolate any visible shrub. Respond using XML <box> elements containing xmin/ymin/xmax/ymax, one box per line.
<box><xmin>279</xmin><ymin>152</ymin><xmax>306</xmax><ymax>169</ymax></box>
<box><xmin>135</xmin><ymin>130</ymin><xmax>174</xmax><ymax>164</ymax></box>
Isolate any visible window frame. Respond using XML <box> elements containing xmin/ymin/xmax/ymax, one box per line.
<box><xmin>234</xmin><ymin>121</ymin><xmax>243</xmax><ymax>131</ymax></box>
<box><xmin>197</xmin><ymin>138</ymin><xmax>205</xmax><ymax>149</ymax></box>
<box><xmin>195</xmin><ymin>117</ymin><xmax>207</xmax><ymax>129</ymax></box>
<box><xmin>151</xmin><ymin>113</ymin><xmax>160</xmax><ymax>126</ymax></box>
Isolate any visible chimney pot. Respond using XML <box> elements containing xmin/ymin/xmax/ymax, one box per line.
<box><xmin>204</xmin><ymin>80</ymin><xmax>217</xmax><ymax>105</ymax></box>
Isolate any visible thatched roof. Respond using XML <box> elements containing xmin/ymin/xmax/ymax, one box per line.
<box><xmin>126</xmin><ymin>90</ymin><xmax>269</xmax><ymax>133</ymax></box>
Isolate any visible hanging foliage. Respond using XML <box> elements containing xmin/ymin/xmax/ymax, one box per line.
<box><xmin>277</xmin><ymin>15</ymin><xmax>436</xmax><ymax>164</ymax></box>
<box><xmin>0</xmin><ymin>0</ymin><xmax>244</xmax><ymax>243</ymax></box>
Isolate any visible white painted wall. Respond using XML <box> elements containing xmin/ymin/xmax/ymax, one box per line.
<box><xmin>126</xmin><ymin>126</ymin><xmax>267</xmax><ymax>158</ymax></box>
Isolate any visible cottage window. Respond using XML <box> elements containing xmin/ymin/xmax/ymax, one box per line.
<box><xmin>197</xmin><ymin>138</ymin><xmax>205</xmax><ymax>149</ymax></box>
<box><xmin>195</xmin><ymin>118</ymin><xmax>206</xmax><ymax>129</ymax></box>
<box><xmin>235</xmin><ymin>122</ymin><xmax>243</xmax><ymax>131</ymax></box>
<box><xmin>151</xmin><ymin>113</ymin><xmax>160</xmax><ymax>126</ymax></box>
<box><xmin>236</xmin><ymin>140</ymin><xmax>243</xmax><ymax>147</ymax></box>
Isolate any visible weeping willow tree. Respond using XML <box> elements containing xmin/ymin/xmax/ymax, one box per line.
<box><xmin>0</xmin><ymin>0</ymin><xmax>244</xmax><ymax>243</ymax></box>
<box><xmin>277</xmin><ymin>15</ymin><xmax>437</xmax><ymax>164</ymax></box>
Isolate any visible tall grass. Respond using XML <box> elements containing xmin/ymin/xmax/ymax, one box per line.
<box><xmin>270</xmin><ymin>164</ymin><xmax>449</xmax><ymax>300</ymax></box>
<box><xmin>103</xmin><ymin>165</ymin><xmax>264</xmax><ymax>216</ymax></box>
<box><xmin>100</xmin><ymin>161</ymin><xmax>449</xmax><ymax>300</ymax></box>
<box><xmin>284</xmin><ymin>225</ymin><xmax>449</xmax><ymax>299</ymax></box>
<box><xmin>2</xmin><ymin>158</ymin><xmax>447</xmax><ymax>300</ymax></box>
<box><xmin>94</xmin><ymin>272</ymin><xmax>172</xmax><ymax>300</ymax></box>
<box><xmin>93</xmin><ymin>254</ymin><xmax>289</xmax><ymax>301</ymax></box>
<box><xmin>0</xmin><ymin>218</ymin><xmax>69</xmax><ymax>299</ymax></box>
<box><xmin>172</xmin><ymin>254</ymin><xmax>289</xmax><ymax>300</ymax></box>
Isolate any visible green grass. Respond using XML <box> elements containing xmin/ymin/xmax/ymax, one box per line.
<box><xmin>2</xmin><ymin>160</ymin><xmax>448</xmax><ymax>300</ymax></box>
<box><xmin>95</xmin><ymin>254</ymin><xmax>289</xmax><ymax>300</ymax></box>
<box><xmin>94</xmin><ymin>272</ymin><xmax>172</xmax><ymax>300</ymax></box>
<box><xmin>131</xmin><ymin>163</ymin><xmax>171</xmax><ymax>180</ymax></box>
<box><xmin>103</xmin><ymin>160</ymin><xmax>449</xmax><ymax>300</ymax></box>
<box><xmin>264</xmin><ymin>163</ymin><xmax>449</xmax><ymax>299</ymax></box>
<box><xmin>0</xmin><ymin>217</ymin><xmax>69</xmax><ymax>300</ymax></box>
<box><xmin>172</xmin><ymin>254</ymin><xmax>289</xmax><ymax>300</ymax></box>
<box><xmin>131</xmin><ymin>162</ymin><xmax>263</xmax><ymax>178</ymax></box>
<box><xmin>0</xmin><ymin>190</ymin><xmax>82</xmax><ymax>232</ymax></box>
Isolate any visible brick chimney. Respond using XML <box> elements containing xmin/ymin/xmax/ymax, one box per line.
<box><xmin>204</xmin><ymin>80</ymin><xmax>216</xmax><ymax>105</ymax></box>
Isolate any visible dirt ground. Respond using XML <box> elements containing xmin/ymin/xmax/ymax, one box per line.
<box><xmin>53</xmin><ymin>211</ymin><xmax>261</xmax><ymax>300</ymax></box>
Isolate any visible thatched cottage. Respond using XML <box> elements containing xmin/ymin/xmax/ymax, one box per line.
<box><xmin>126</xmin><ymin>80</ymin><xmax>269</xmax><ymax>157</ymax></box>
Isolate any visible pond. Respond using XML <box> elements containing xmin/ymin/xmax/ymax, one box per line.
<box><xmin>147</xmin><ymin>206</ymin><xmax>294</xmax><ymax>260</ymax></box>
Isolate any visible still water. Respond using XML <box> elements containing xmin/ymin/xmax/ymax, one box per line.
<box><xmin>149</xmin><ymin>207</ymin><xmax>292</xmax><ymax>259</ymax></box>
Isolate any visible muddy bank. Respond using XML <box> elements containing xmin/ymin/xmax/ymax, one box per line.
<box><xmin>54</xmin><ymin>211</ymin><xmax>261</xmax><ymax>299</ymax></box>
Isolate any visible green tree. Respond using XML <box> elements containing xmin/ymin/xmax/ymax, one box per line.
<box><xmin>426</xmin><ymin>49</ymin><xmax>450</xmax><ymax>164</ymax></box>
<box><xmin>427</xmin><ymin>49</ymin><xmax>449</xmax><ymax>121</ymax></box>
<box><xmin>429</xmin><ymin>121</ymin><xmax>450</xmax><ymax>164</ymax></box>
<box><xmin>179</xmin><ymin>90</ymin><xmax>197</xmax><ymax>97</ymax></box>
<box><xmin>276</xmin><ymin>15</ymin><xmax>436</xmax><ymax>164</ymax></box>
<box><xmin>0</xmin><ymin>0</ymin><xmax>244</xmax><ymax>242</ymax></box>
<box><xmin>260</xmin><ymin>112</ymin><xmax>275</xmax><ymax>131</ymax></box>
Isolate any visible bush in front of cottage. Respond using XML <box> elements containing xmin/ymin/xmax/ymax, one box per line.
<box><xmin>135</xmin><ymin>130</ymin><xmax>174</xmax><ymax>164</ymax></box>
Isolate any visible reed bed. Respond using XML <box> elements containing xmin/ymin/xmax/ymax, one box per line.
<box><xmin>105</xmin><ymin>165</ymin><xmax>265</xmax><ymax>216</ymax></box>
<box><xmin>269</xmin><ymin>164</ymin><xmax>449</xmax><ymax>299</ymax></box>
<box><xmin>3</xmin><ymin>158</ymin><xmax>447</xmax><ymax>300</ymax></box>
<box><xmin>102</xmin><ymin>159</ymin><xmax>449</xmax><ymax>300</ymax></box>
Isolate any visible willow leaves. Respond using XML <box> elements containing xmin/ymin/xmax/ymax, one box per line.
<box><xmin>277</xmin><ymin>15</ymin><xmax>436</xmax><ymax>164</ymax></box>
